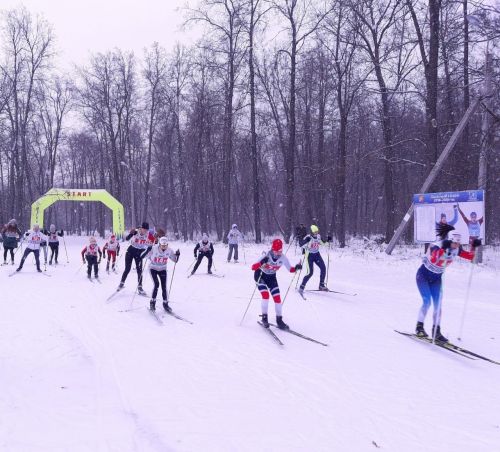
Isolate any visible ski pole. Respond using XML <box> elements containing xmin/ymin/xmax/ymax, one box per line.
<box><xmin>74</xmin><ymin>261</ymin><xmax>86</xmax><ymax>277</ymax></box>
<box><xmin>186</xmin><ymin>258</ymin><xmax>196</xmax><ymax>274</ymax></box>
<box><xmin>457</xmin><ymin>251</ymin><xmax>478</xmax><ymax>341</ymax></box>
<box><xmin>239</xmin><ymin>273</ymin><xmax>262</xmax><ymax>326</ymax></box>
<box><xmin>295</xmin><ymin>250</ymin><xmax>308</xmax><ymax>289</ymax></box>
<box><xmin>283</xmin><ymin>259</ymin><xmax>302</xmax><ymax>307</ymax></box>
<box><xmin>284</xmin><ymin>236</ymin><xmax>294</xmax><ymax>255</ymax></box>
<box><xmin>326</xmin><ymin>242</ymin><xmax>331</xmax><ymax>286</ymax></box>
<box><xmin>168</xmin><ymin>260</ymin><xmax>178</xmax><ymax>300</ymax></box>
<box><xmin>432</xmin><ymin>256</ymin><xmax>451</xmax><ymax>345</ymax></box>
<box><xmin>242</xmin><ymin>243</ymin><xmax>247</xmax><ymax>264</ymax></box>
<box><xmin>62</xmin><ymin>233</ymin><xmax>69</xmax><ymax>263</ymax></box>
<box><xmin>129</xmin><ymin>261</ymin><xmax>149</xmax><ymax>309</ymax></box>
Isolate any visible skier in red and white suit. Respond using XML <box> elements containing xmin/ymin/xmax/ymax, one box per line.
<box><xmin>251</xmin><ymin>239</ymin><xmax>302</xmax><ymax>330</ymax></box>
<box><xmin>103</xmin><ymin>234</ymin><xmax>120</xmax><ymax>272</ymax></box>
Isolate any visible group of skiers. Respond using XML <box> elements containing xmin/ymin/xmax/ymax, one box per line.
<box><xmin>2</xmin><ymin>215</ymin><xmax>484</xmax><ymax>345</ymax></box>
<box><xmin>0</xmin><ymin>220</ymin><xmax>66</xmax><ymax>272</ymax></box>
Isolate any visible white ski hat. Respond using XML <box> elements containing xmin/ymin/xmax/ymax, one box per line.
<box><xmin>450</xmin><ymin>233</ymin><xmax>461</xmax><ymax>244</ymax></box>
<box><xmin>159</xmin><ymin>237</ymin><xmax>168</xmax><ymax>246</ymax></box>
<box><xmin>232</xmin><ymin>224</ymin><xmax>237</xmax><ymax>229</ymax></box>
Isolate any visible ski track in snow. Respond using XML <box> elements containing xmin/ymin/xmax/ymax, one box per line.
<box><xmin>1</xmin><ymin>238</ymin><xmax>499</xmax><ymax>452</ymax></box>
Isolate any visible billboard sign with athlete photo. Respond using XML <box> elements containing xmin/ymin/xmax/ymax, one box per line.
<box><xmin>413</xmin><ymin>190</ymin><xmax>485</xmax><ymax>245</ymax></box>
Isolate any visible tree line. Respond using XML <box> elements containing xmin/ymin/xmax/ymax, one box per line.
<box><xmin>0</xmin><ymin>1</ymin><xmax>498</xmax><ymax>245</ymax></box>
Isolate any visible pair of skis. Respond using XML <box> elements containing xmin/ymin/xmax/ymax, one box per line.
<box><xmin>297</xmin><ymin>288</ymin><xmax>357</xmax><ymax>300</ymax></box>
<box><xmin>395</xmin><ymin>330</ymin><xmax>500</xmax><ymax>365</ymax></box>
<box><xmin>188</xmin><ymin>272</ymin><xmax>225</xmax><ymax>279</ymax></box>
<box><xmin>257</xmin><ymin>321</ymin><xmax>328</xmax><ymax>347</ymax></box>
<box><xmin>106</xmin><ymin>286</ymin><xmax>149</xmax><ymax>303</ymax></box>
<box><xmin>8</xmin><ymin>270</ymin><xmax>51</xmax><ymax>277</ymax></box>
<box><xmin>148</xmin><ymin>308</ymin><xmax>193</xmax><ymax>325</ymax></box>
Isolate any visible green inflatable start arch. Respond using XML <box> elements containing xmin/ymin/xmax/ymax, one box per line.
<box><xmin>31</xmin><ymin>188</ymin><xmax>125</xmax><ymax>235</ymax></box>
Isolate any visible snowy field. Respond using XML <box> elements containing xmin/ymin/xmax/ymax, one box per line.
<box><xmin>1</xmin><ymin>237</ymin><xmax>499</xmax><ymax>452</ymax></box>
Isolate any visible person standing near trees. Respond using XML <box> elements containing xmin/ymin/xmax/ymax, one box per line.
<box><xmin>2</xmin><ymin>219</ymin><xmax>22</xmax><ymax>265</ymax></box>
<box><xmin>227</xmin><ymin>224</ymin><xmax>242</xmax><ymax>263</ymax></box>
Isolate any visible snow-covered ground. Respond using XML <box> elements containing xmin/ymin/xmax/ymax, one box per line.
<box><xmin>1</xmin><ymin>237</ymin><xmax>499</xmax><ymax>452</ymax></box>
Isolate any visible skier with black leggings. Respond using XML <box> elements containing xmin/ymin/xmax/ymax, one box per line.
<box><xmin>144</xmin><ymin>237</ymin><xmax>180</xmax><ymax>312</ymax></box>
<box><xmin>191</xmin><ymin>234</ymin><xmax>214</xmax><ymax>275</ymax></box>
<box><xmin>118</xmin><ymin>222</ymin><xmax>155</xmax><ymax>295</ymax></box>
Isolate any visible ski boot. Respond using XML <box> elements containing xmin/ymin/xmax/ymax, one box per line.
<box><xmin>163</xmin><ymin>301</ymin><xmax>172</xmax><ymax>313</ymax></box>
<box><xmin>37</xmin><ymin>268</ymin><xmax>42</xmax><ymax>273</ymax></box>
<box><xmin>234</xmin><ymin>260</ymin><xmax>238</xmax><ymax>264</ymax></box>
<box><xmin>298</xmin><ymin>287</ymin><xmax>305</xmax><ymax>298</ymax></box>
<box><xmin>415</xmin><ymin>322</ymin><xmax>428</xmax><ymax>338</ymax></box>
<box><xmin>208</xmin><ymin>269</ymin><xmax>213</xmax><ymax>274</ymax></box>
<box><xmin>276</xmin><ymin>316</ymin><xmax>289</xmax><ymax>330</ymax></box>
<box><xmin>3</xmin><ymin>260</ymin><xmax>7</xmax><ymax>265</ymax></box>
<box><xmin>49</xmin><ymin>260</ymin><xmax>53</xmax><ymax>266</ymax></box>
<box><xmin>432</xmin><ymin>325</ymin><xmax>448</xmax><ymax>342</ymax></box>
<box><xmin>87</xmin><ymin>274</ymin><xmax>92</xmax><ymax>280</ymax></box>
<box><xmin>318</xmin><ymin>285</ymin><xmax>329</xmax><ymax>292</ymax></box>
<box><xmin>106</xmin><ymin>263</ymin><xmax>110</xmax><ymax>273</ymax></box>
<box><xmin>260</xmin><ymin>313</ymin><xmax>269</xmax><ymax>328</ymax></box>
<box><xmin>118</xmin><ymin>281</ymin><xmax>125</xmax><ymax>290</ymax></box>
<box><xmin>137</xmin><ymin>285</ymin><xmax>147</xmax><ymax>296</ymax></box>
<box><xmin>150</xmin><ymin>299</ymin><xmax>156</xmax><ymax>311</ymax></box>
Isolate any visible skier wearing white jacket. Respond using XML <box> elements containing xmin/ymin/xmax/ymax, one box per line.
<box><xmin>144</xmin><ymin>237</ymin><xmax>180</xmax><ymax>312</ymax></box>
<box><xmin>227</xmin><ymin>224</ymin><xmax>243</xmax><ymax>263</ymax></box>
<box><xmin>16</xmin><ymin>224</ymin><xmax>48</xmax><ymax>273</ymax></box>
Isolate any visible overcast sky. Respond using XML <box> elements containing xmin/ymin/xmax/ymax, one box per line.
<box><xmin>2</xmin><ymin>0</ymin><xmax>198</xmax><ymax>70</ymax></box>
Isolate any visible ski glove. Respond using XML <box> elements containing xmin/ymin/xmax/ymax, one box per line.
<box><xmin>175</xmin><ymin>250</ymin><xmax>180</xmax><ymax>257</ymax></box>
<box><xmin>251</xmin><ymin>262</ymin><xmax>261</xmax><ymax>271</ymax></box>
<box><xmin>295</xmin><ymin>263</ymin><xmax>303</xmax><ymax>270</ymax></box>
<box><xmin>471</xmin><ymin>238</ymin><xmax>482</xmax><ymax>247</ymax></box>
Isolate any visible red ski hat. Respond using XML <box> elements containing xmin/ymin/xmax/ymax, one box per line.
<box><xmin>271</xmin><ymin>239</ymin><xmax>283</xmax><ymax>252</ymax></box>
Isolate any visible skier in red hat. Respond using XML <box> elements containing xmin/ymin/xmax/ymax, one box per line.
<box><xmin>251</xmin><ymin>238</ymin><xmax>302</xmax><ymax>329</ymax></box>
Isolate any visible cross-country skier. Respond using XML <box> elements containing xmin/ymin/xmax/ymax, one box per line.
<box><xmin>192</xmin><ymin>233</ymin><xmax>214</xmax><ymax>275</ymax></box>
<box><xmin>81</xmin><ymin>236</ymin><xmax>102</xmax><ymax>280</ymax></box>
<box><xmin>103</xmin><ymin>234</ymin><xmax>120</xmax><ymax>273</ymax></box>
<box><xmin>298</xmin><ymin>224</ymin><xmax>332</xmax><ymax>295</ymax></box>
<box><xmin>144</xmin><ymin>236</ymin><xmax>180</xmax><ymax>312</ymax></box>
<box><xmin>227</xmin><ymin>224</ymin><xmax>242</xmax><ymax>262</ymax></box>
<box><xmin>16</xmin><ymin>224</ymin><xmax>48</xmax><ymax>273</ymax></box>
<box><xmin>251</xmin><ymin>238</ymin><xmax>302</xmax><ymax>330</ymax></box>
<box><xmin>1</xmin><ymin>219</ymin><xmax>22</xmax><ymax>265</ymax></box>
<box><xmin>118</xmin><ymin>222</ymin><xmax>155</xmax><ymax>294</ymax></box>
<box><xmin>415</xmin><ymin>224</ymin><xmax>481</xmax><ymax>342</ymax></box>
<box><xmin>47</xmin><ymin>224</ymin><xmax>64</xmax><ymax>265</ymax></box>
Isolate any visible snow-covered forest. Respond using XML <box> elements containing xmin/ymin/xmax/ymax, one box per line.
<box><xmin>0</xmin><ymin>1</ymin><xmax>498</xmax><ymax>244</ymax></box>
